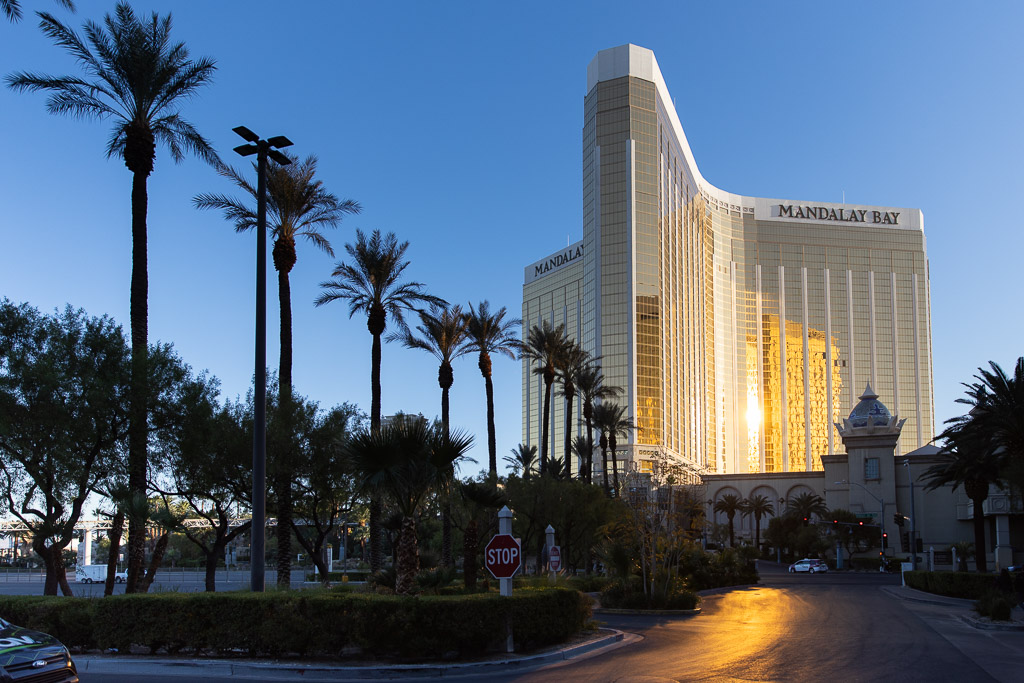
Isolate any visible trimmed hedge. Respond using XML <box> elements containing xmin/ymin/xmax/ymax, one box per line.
<box><xmin>903</xmin><ymin>571</ymin><xmax>1000</xmax><ymax>600</ymax></box>
<box><xmin>0</xmin><ymin>588</ymin><xmax>590</xmax><ymax>660</ymax></box>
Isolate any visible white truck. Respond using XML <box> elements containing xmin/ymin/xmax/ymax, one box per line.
<box><xmin>75</xmin><ymin>564</ymin><xmax>127</xmax><ymax>584</ymax></box>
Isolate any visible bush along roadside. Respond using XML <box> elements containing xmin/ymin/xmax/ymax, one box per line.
<box><xmin>903</xmin><ymin>570</ymin><xmax>1007</xmax><ymax>601</ymax></box>
<box><xmin>0</xmin><ymin>588</ymin><xmax>591</xmax><ymax>660</ymax></box>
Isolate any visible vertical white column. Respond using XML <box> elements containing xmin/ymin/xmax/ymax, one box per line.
<box><xmin>868</xmin><ymin>271</ymin><xmax>878</xmax><ymax>390</ymax></box>
<box><xmin>83</xmin><ymin>527</ymin><xmax>92</xmax><ymax>566</ymax></box>
<box><xmin>627</xmin><ymin>139</ymin><xmax>636</xmax><ymax>451</ymax></box>
<box><xmin>731</xmin><ymin>261</ymin><xmax>740</xmax><ymax>473</ymax></box>
<box><xmin>891</xmin><ymin>272</ymin><xmax>900</xmax><ymax>416</ymax></box>
<box><xmin>779</xmin><ymin>265</ymin><xmax>788</xmax><ymax>471</ymax></box>
<box><xmin>847</xmin><ymin>270</ymin><xmax>856</xmax><ymax>409</ymax></box>
<box><xmin>756</xmin><ymin>264</ymin><xmax>765</xmax><ymax>472</ymax></box>
<box><xmin>801</xmin><ymin>267</ymin><xmax>812</xmax><ymax>471</ymax></box>
<box><xmin>824</xmin><ymin>268</ymin><xmax>834</xmax><ymax>455</ymax></box>
<box><xmin>524</xmin><ymin>317</ymin><xmax>531</xmax><ymax>447</ymax></box>
<box><xmin>912</xmin><ymin>273</ymin><xmax>922</xmax><ymax>447</ymax></box>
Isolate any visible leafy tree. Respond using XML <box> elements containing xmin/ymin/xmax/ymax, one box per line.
<box><xmin>316</xmin><ymin>229</ymin><xmax>444</xmax><ymax>572</ymax></box>
<box><xmin>829</xmin><ymin>509</ymin><xmax>878</xmax><ymax>564</ymax></box>
<box><xmin>506</xmin><ymin>474</ymin><xmax>621</xmax><ymax>575</ymax></box>
<box><xmin>464</xmin><ymin>301</ymin><xmax>522</xmax><ymax>478</ymax></box>
<box><xmin>713</xmin><ymin>494</ymin><xmax>744</xmax><ymax>547</ymax></box>
<box><xmin>151</xmin><ymin>375</ymin><xmax>252</xmax><ymax>591</ymax></box>
<box><xmin>292</xmin><ymin>402</ymin><xmax>363</xmax><ymax>584</ymax></box>
<box><xmin>345</xmin><ymin>417</ymin><xmax>472</xmax><ymax>595</ymax></box>
<box><xmin>570</xmin><ymin>435</ymin><xmax>593</xmax><ymax>481</ymax></box>
<box><xmin>522</xmin><ymin>321</ymin><xmax>569</xmax><ymax>475</ymax></box>
<box><xmin>195</xmin><ymin>154</ymin><xmax>359</xmax><ymax>586</ymax></box>
<box><xmin>575</xmin><ymin>366</ymin><xmax>621</xmax><ymax>484</ymax></box>
<box><xmin>592</xmin><ymin>401</ymin><xmax>636</xmax><ymax>497</ymax></box>
<box><xmin>7</xmin><ymin>3</ymin><xmax>218</xmax><ymax>592</ymax></box>
<box><xmin>0</xmin><ymin>301</ymin><xmax>128</xmax><ymax>594</ymax></box>
<box><xmin>740</xmin><ymin>495</ymin><xmax>774</xmax><ymax>550</ymax></box>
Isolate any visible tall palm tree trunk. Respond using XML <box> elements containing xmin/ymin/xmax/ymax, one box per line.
<box><xmin>609</xmin><ymin>437</ymin><xmax>620</xmax><ymax>496</ymax></box>
<box><xmin>126</xmin><ymin>166</ymin><xmax>150</xmax><ymax>594</ymax></box>
<box><xmin>369</xmin><ymin>326</ymin><xmax>383</xmax><ymax>573</ymax></box>
<box><xmin>395</xmin><ymin>516</ymin><xmax>419</xmax><ymax>596</ymax></box>
<box><xmin>564</xmin><ymin>391</ymin><xmax>574</xmax><ymax>479</ymax></box>
<box><xmin>584</xmin><ymin>412</ymin><xmax>595</xmax><ymax>485</ymax></box>
<box><xmin>480</xmin><ymin>352</ymin><xmax>498</xmax><ymax>478</ymax></box>
<box><xmin>440</xmin><ymin>370</ymin><xmax>453</xmax><ymax>568</ymax></box>
<box><xmin>275</xmin><ymin>268</ymin><xmax>294</xmax><ymax>588</ymax></box>
<box><xmin>104</xmin><ymin>511</ymin><xmax>124</xmax><ymax>597</ymax></box>
<box><xmin>540</xmin><ymin>381</ymin><xmax>552</xmax><ymax>475</ymax></box>
<box><xmin>599</xmin><ymin>434</ymin><xmax>609</xmax><ymax>495</ymax></box>
<box><xmin>966</xmin><ymin>480</ymin><xmax>989</xmax><ymax>572</ymax></box>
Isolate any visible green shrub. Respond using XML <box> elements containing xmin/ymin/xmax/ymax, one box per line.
<box><xmin>0</xmin><ymin>589</ymin><xmax>589</xmax><ymax>659</ymax></box>
<box><xmin>975</xmin><ymin>591</ymin><xmax>1015</xmax><ymax>621</ymax></box>
<box><xmin>904</xmin><ymin>571</ymin><xmax>997</xmax><ymax>600</ymax></box>
<box><xmin>599</xmin><ymin>578</ymin><xmax>699</xmax><ymax>610</ymax></box>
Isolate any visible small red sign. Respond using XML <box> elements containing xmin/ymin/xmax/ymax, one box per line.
<box><xmin>485</xmin><ymin>534</ymin><xmax>522</xmax><ymax>579</ymax></box>
<box><xmin>549</xmin><ymin>545</ymin><xmax>561</xmax><ymax>572</ymax></box>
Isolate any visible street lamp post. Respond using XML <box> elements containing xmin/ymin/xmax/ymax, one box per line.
<box><xmin>233</xmin><ymin>126</ymin><xmax>292</xmax><ymax>592</ymax></box>
<box><xmin>836</xmin><ymin>480</ymin><xmax>886</xmax><ymax>569</ymax></box>
<box><xmin>903</xmin><ymin>460</ymin><xmax>918</xmax><ymax>570</ymax></box>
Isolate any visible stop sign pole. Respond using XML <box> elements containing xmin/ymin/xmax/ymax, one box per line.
<box><xmin>498</xmin><ymin>506</ymin><xmax>514</xmax><ymax>597</ymax></box>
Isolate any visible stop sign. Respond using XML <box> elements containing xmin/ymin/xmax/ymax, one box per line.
<box><xmin>485</xmin><ymin>534</ymin><xmax>521</xmax><ymax>579</ymax></box>
<box><xmin>548</xmin><ymin>545</ymin><xmax>561</xmax><ymax>572</ymax></box>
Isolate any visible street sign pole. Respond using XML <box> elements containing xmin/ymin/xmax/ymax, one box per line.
<box><xmin>498</xmin><ymin>506</ymin><xmax>513</xmax><ymax>597</ymax></box>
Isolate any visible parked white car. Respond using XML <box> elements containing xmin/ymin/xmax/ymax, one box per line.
<box><xmin>75</xmin><ymin>564</ymin><xmax>126</xmax><ymax>584</ymax></box>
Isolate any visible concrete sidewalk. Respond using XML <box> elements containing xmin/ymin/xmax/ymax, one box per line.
<box><xmin>74</xmin><ymin>628</ymin><xmax>634</xmax><ymax>680</ymax></box>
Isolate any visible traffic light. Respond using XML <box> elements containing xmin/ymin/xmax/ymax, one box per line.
<box><xmin>893</xmin><ymin>513</ymin><xmax>906</xmax><ymax>528</ymax></box>
<box><xmin>882</xmin><ymin>532</ymin><xmax>888</xmax><ymax>549</ymax></box>
<box><xmin>858</xmin><ymin>520</ymin><xmax>864</xmax><ymax>526</ymax></box>
<box><xmin>802</xmin><ymin>516</ymin><xmax>809</xmax><ymax>526</ymax></box>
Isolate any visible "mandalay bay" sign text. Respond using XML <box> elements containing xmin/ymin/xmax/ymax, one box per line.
<box><xmin>777</xmin><ymin>204</ymin><xmax>900</xmax><ymax>225</ymax></box>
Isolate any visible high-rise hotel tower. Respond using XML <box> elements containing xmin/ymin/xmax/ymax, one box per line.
<box><xmin>522</xmin><ymin>45</ymin><xmax>933</xmax><ymax>481</ymax></box>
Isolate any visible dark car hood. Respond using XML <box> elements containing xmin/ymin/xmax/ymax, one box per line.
<box><xmin>0</xmin><ymin>622</ymin><xmax>65</xmax><ymax>669</ymax></box>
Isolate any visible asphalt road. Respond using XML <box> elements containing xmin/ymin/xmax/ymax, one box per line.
<box><xmin>71</xmin><ymin>562</ymin><xmax>1024</xmax><ymax>682</ymax></box>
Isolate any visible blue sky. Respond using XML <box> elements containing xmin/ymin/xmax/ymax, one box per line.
<box><xmin>1</xmin><ymin>1</ymin><xmax>1021</xmax><ymax>474</ymax></box>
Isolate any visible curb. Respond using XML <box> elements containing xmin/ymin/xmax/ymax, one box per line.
<box><xmin>75</xmin><ymin>629</ymin><xmax>627</xmax><ymax>680</ymax></box>
<box><xmin>595</xmin><ymin>607</ymin><xmax>701</xmax><ymax>617</ymax></box>
<box><xmin>956</xmin><ymin>614</ymin><xmax>1024</xmax><ymax>632</ymax></box>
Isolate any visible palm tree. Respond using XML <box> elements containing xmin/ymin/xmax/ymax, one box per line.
<box><xmin>1</xmin><ymin>0</ymin><xmax>72</xmax><ymax>23</ymax></box>
<box><xmin>570</xmin><ymin>435</ymin><xmax>593</xmax><ymax>481</ymax></box>
<box><xmin>592</xmin><ymin>401</ymin><xmax>636</xmax><ymax>497</ymax></box>
<box><xmin>345</xmin><ymin>418</ymin><xmax>472</xmax><ymax>595</ymax></box>
<box><xmin>741</xmin><ymin>495</ymin><xmax>775</xmax><ymax>549</ymax></box>
<box><xmin>946</xmin><ymin>358</ymin><xmax>1024</xmax><ymax>490</ymax></box>
<box><xmin>315</xmin><ymin>229</ymin><xmax>445</xmax><ymax>572</ymax></box>
<box><xmin>714</xmin><ymin>494</ymin><xmax>744</xmax><ymax>547</ymax></box>
<box><xmin>390</xmin><ymin>303</ymin><xmax>469</xmax><ymax>568</ymax></box>
<box><xmin>464</xmin><ymin>301</ymin><xmax>522</xmax><ymax>478</ymax></box>
<box><xmin>7</xmin><ymin>3</ymin><xmax>218</xmax><ymax>592</ymax></box>
<box><xmin>924</xmin><ymin>423</ymin><xmax>1002</xmax><ymax>572</ymax></box>
<box><xmin>504</xmin><ymin>443</ymin><xmax>537</xmax><ymax>479</ymax></box>
<box><xmin>574</xmin><ymin>365</ymin><xmax>621</xmax><ymax>485</ymax></box>
<box><xmin>522</xmin><ymin>321</ymin><xmax>570</xmax><ymax>475</ymax></box>
<box><xmin>557</xmin><ymin>342</ymin><xmax>592</xmax><ymax>478</ymax></box>
<box><xmin>787</xmin><ymin>492</ymin><xmax>828</xmax><ymax>525</ymax></box>
<box><xmin>194</xmin><ymin>153</ymin><xmax>359</xmax><ymax>587</ymax></box>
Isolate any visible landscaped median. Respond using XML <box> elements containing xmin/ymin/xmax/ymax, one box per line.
<box><xmin>0</xmin><ymin>588</ymin><xmax>591</xmax><ymax>660</ymax></box>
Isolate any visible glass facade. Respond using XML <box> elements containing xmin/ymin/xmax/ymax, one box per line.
<box><xmin>523</xmin><ymin>45</ymin><xmax>933</xmax><ymax>479</ymax></box>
